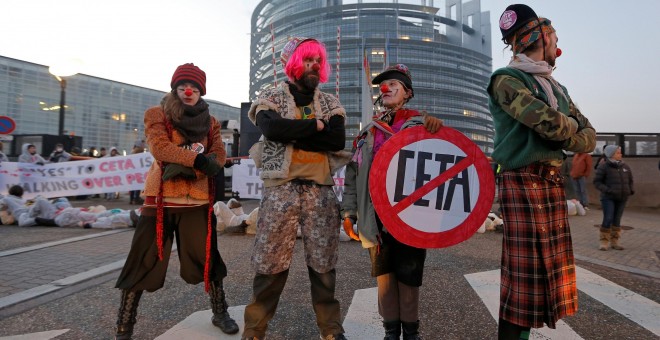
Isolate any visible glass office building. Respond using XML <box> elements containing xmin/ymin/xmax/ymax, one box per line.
<box><xmin>0</xmin><ymin>55</ymin><xmax>240</xmax><ymax>156</ymax></box>
<box><xmin>249</xmin><ymin>0</ymin><xmax>493</xmax><ymax>152</ymax></box>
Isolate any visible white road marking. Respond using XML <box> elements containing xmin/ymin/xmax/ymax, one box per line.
<box><xmin>156</xmin><ymin>288</ymin><xmax>385</xmax><ymax>339</ymax></box>
<box><xmin>155</xmin><ymin>307</ymin><xmax>244</xmax><ymax>339</ymax></box>
<box><xmin>464</xmin><ymin>269</ymin><xmax>583</xmax><ymax>339</ymax></box>
<box><xmin>576</xmin><ymin>266</ymin><xmax>660</xmax><ymax>336</ymax></box>
<box><xmin>342</xmin><ymin>287</ymin><xmax>383</xmax><ymax>338</ymax></box>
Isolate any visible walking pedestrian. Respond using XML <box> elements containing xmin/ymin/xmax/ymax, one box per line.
<box><xmin>593</xmin><ymin>145</ymin><xmax>634</xmax><ymax>250</ymax></box>
<box><xmin>489</xmin><ymin>4</ymin><xmax>596</xmax><ymax>339</ymax></box>
<box><xmin>570</xmin><ymin>152</ymin><xmax>593</xmax><ymax>209</ymax></box>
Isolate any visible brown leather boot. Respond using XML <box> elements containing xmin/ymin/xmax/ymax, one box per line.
<box><xmin>610</xmin><ymin>227</ymin><xmax>624</xmax><ymax>250</ymax></box>
<box><xmin>599</xmin><ymin>227</ymin><xmax>610</xmax><ymax>251</ymax></box>
<box><xmin>210</xmin><ymin>280</ymin><xmax>239</xmax><ymax>334</ymax></box>
<box><xmin>115</xmin><ymin>290</ymin><xmax>142</xmax><ymax>340</ymax></box>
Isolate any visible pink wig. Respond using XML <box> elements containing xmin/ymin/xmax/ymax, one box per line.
<box><xmin>284</xmin><ymin>40</ymin><xmax>331</xmax><ymax>83</ymax></box>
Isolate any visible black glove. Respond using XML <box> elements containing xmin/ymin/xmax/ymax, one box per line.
<box><xmin>194</xmin><ymin>154</ymin><xmax>222</xmax><ymax>177</ymax></box>
<box><xmin>162</xmin><ymin>164</ymin><xmax>196</xmax><ymax>181</ymax></box>
<box><xmin>542</xmin><ymin>139</ymin><xmax>567</xmax><ymax>151</ymax></box>
<box><xmin>36</xmin><ymin>162</ymin><xmax>45</xmax><ymax>166</ymax></box>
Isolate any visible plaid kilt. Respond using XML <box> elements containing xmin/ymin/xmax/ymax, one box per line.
<box><xmin>498</xmin><ymin>164</ymin><xmax>578</xmax><ymax>328</ymax></box>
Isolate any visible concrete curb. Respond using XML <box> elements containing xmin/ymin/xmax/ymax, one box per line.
<box><xmin>0</xmin><ymin>259</ymin><xmax>125</xmax><ymax>310</ymax></box>
<box><xmin>0</xmin><ymin>229</ymin><xmax>130</xmax><ymax>258</ymax></box>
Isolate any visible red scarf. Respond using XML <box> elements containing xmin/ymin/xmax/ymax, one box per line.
<box><xmin>157</xmin><ymin>118</ymin><xmax>215</xmax><ymax>292</ymax></box>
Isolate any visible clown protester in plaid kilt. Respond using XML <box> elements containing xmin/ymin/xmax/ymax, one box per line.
<box><xmin>489</xmin><ymin>4</ymin><xmax>596</xmax><ymax>339</ymax></box>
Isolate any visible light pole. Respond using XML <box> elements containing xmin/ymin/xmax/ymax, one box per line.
<box><xmin>49</xmin><ymin>64</ymin><xmax>78</xmax><ymax>136</ymax></box>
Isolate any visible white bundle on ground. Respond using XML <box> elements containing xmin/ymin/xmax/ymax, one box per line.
<box><xmin>566</xmin><ymin>199</ymin><xmax>586</xmax><ymax>216</ymax></box>
<box><xmin>213</xmin><ymin>199</ymin><xmax>249</xmax><ymax>232</ymax></box>
<box><xmin>245</xmin><ymin>208</ymin><xmax>259</xmax><ymax>235</ymax></box>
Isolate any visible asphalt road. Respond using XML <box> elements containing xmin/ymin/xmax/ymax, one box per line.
<box><xmin>0</xmin><ymin>229</ymin><xmax>658</xmax><ymax>339</ymax></box>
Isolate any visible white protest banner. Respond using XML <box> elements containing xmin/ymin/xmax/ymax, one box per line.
<box><xmin>231</xmin><ymin>158</ymin><xmax>346</xmax><ymax>201</ymax></box>
<box><xmin>231</xmin><ymin>159</ymin><xmax>264</xmax><ymax>199</ymax></box>
<box><xmin>0</xmin><ymin>153</ymin><xmax>153</xmax><ymax>199</ymax></box>
<box><xmin>369</xmin><ymin>126</ymin><xmax>495</xmax><ymax>249</ymax></box>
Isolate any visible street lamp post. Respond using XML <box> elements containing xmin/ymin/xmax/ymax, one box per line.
<box><xmin>56</xmin><ymin>77</ymin><xmax>67</xmax><ymax>136</ymax></box>
<box><xmin>49</xmin><ymin>63</ymin><xmax>78</xmax><ymax>136</ymax></box>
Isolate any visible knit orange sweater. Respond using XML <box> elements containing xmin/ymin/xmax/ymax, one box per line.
<box><xmin>142</xmin><ymin>106</ymin><xmax>226</xmax><ymax>200</ymax></box>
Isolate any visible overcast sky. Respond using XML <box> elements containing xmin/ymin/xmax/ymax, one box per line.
<box><xmin>1</xmin><ymin>0</ymin><xmax>657</xmax><ymax>133</ymax></box>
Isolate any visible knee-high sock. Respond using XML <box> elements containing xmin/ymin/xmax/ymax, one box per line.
<box><xmin>377</xmin><ymin>273</ymin><xmax>399</xmax><ymax>321</ymax></box>
<box><xmin>398</xmin><ymin>281</ymin><xmax>420</xmax><ymax>322</ymax></box>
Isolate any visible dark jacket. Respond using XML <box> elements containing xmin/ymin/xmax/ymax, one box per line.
<box><xmin>593</xmin><ymin>160</ymin><xmax>634</xmax><ymax>200</ymax></box>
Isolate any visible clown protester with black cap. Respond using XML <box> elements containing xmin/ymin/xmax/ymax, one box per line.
<box><xmin>341</xmin><ymin>64</ymin><xmax>443</xmax><ymax>340</ymax></box>
<box><xmin>243</xmin><ymin>37</ymin><xmax>350</xmax><ymax>340</ymax></box>
<box><xmin>488</xmin><ymin>4</ymin><xmax>596</xmax><ymax>339</ymax></box>
<box><xmin>113</xmin><ymin>63</ymin><xmax>239</xmax><ymax>339</ymax></box>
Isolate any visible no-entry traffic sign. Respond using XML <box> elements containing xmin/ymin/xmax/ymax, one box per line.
<box><xmin>369</xmin><ymin>126</ymin><xmax>495</xmax><ymax>248</ymax></box>
<box><xmin>0</xmin><ymin>116</ymin><xmax>16</xmax><ymax>134</ymax></box>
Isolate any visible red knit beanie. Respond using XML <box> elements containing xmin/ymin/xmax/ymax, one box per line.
<box><xmin>171</xmin><ymin>63</ymin><xmax>207</xmax><ymax>96</ymax></box>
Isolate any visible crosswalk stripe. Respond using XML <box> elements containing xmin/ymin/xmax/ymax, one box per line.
<box><xmin>576</xmin><ymin>267</ymin><xmax>660</xmax><ymax>336</ymax></box>
<box><xmin>155</xmin><ymin>307</ymin><xmax>245</xmax><ymax>339</ymax></box>
<box><xmin>464</xmin><ymin>269</ymin><xmax>584</xmax><ymax>339</ymax></box>
<box><xmin>342</xmin><ymin>287</ymin><xmax>382</xmax><ymax>338</ymax></box>
<box><xmin>156</xmin><ymin>289</ymin><xmax>386</xmax><ymax>339</ymax></box>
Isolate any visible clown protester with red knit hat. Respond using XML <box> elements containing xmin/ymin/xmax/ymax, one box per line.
<box><xmin>489</xmin><ymin>4</ymin><xmax>596</xmax><ymax>339</ymax></box>
<box><xmin>341</xmin><ymin>63</ymin><xmax>442</xmax><ymax>340</ymax></box>
<box><xmin>242</xmin><ymin>37</ymin><xmax>351</xmax><ymax>340</ymax></box>
<box><xmin>113</xmin><ymin>63</ymin><xmax>239</xmax><ymax>339</ymax></box>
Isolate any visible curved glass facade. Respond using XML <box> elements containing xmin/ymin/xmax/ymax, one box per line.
<box><xmin>0</xmin><ymin>56</ymin><xmax>239</xmax><ymax>156</ymax></box>
<box><xmin>249</xmin><ymin>0</ymin><xmax>493</xmax><ymax>153</ymax></box>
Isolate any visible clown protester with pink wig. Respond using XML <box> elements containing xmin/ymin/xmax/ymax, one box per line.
<box><xmin>243</xmin><ymin>37</ymin><xmax>351</xmax><ymax>340</ymax></box>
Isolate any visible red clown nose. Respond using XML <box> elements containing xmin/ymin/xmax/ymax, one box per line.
<box><xmin>184</xmin><ymin>88</ymin><xmax>193</xmax><ymax>96</ymax></box>
<box><xmin>556</xmin><ymin>48</ymin><xmax>562</xmax><ymax>57</ymax></box>
<box><xmin>380</xmin><ymin>84</ymin><xmax>389</xmax><ymax>93</ymax></box>
<box><xmin>312</xmin><ymin>63</ymin><xmax>321</xmax><ymax>71</ymax></box>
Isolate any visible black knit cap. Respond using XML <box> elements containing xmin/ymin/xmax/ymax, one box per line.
<box><xmin>499</xmin><ymin>4</ymin><xmax>539</xmax><ymax>41</ymax></box>
<box><xmin>372</xmin><ymin>64</ymin><xmax>414</xmax><ymax>97</ymax></box>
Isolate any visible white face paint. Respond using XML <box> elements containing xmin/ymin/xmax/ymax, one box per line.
<box><xmin>380</xmin><ymin>79</ymin><xmax>410</xmax><ymax>109</ymax></box>
<box><xmin>176</xmin><ymin>83</ymin><xmax>201</xmax><ymax>106</ymax></box>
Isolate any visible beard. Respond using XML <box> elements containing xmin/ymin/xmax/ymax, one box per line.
<box><xmin>295</xmin><ymin>70</ymin><xmax>320</xmax><ymax>92</ymax></box>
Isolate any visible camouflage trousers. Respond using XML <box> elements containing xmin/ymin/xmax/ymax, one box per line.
<box><xmin>251</xmin><ymin>180</ymin><xmax>341</xmax><ymax>274</ymax></box>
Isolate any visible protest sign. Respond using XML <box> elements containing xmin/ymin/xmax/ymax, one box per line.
<box><xmin>231</xmin><ymin>158</ymin><xmax>345</xmax><ymax>201</ymax></box>
<box><xmin>369</xmin><ymin>126</ymin><xmax>495</xmax><ymax>248</ymax></box>
<box><xmin>0</xmin><ymin>153</ymin><xmax>153</xmax><ymax>199</ymax></box>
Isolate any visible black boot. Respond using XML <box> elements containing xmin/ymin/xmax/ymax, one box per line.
<box><xmin>115</xmin><ymin>290</ymin><xmax>142</xmax><ymax>340</ymax></box>
<box><xmin>35</xmin><ymin>217</ymin><xmax>57</xmax><ymax>226</ymax></box>
<box><xmin>383</xmin><ymin>320</ymin><xmax>401</xmax><ymax>340</ymax></box>
<box><xmin>402</xmin><ymin>320</ymin><xmax>422</xmax><ymax>340</ymax></box>
<box><xmin>210</xmin><ymin>280</ymin><xmax>239</xmax><ymax>334</ymax></box>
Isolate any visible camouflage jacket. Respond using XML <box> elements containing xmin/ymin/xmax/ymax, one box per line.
<box><xmin>488</xmin><ymin>67</ymin><xmax>596</xmax><ymax>170</ymax></box>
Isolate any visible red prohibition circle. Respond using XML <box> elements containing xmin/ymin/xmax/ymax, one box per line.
<box><xmin>369</xmin><ymin>126</ymin><xmax>495</xmax><ymax>249</ymax></box>
<box><xmin>0</xmin><ymin>116</ymin><xmax>16</xmax><ymax>135</ymax></box>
